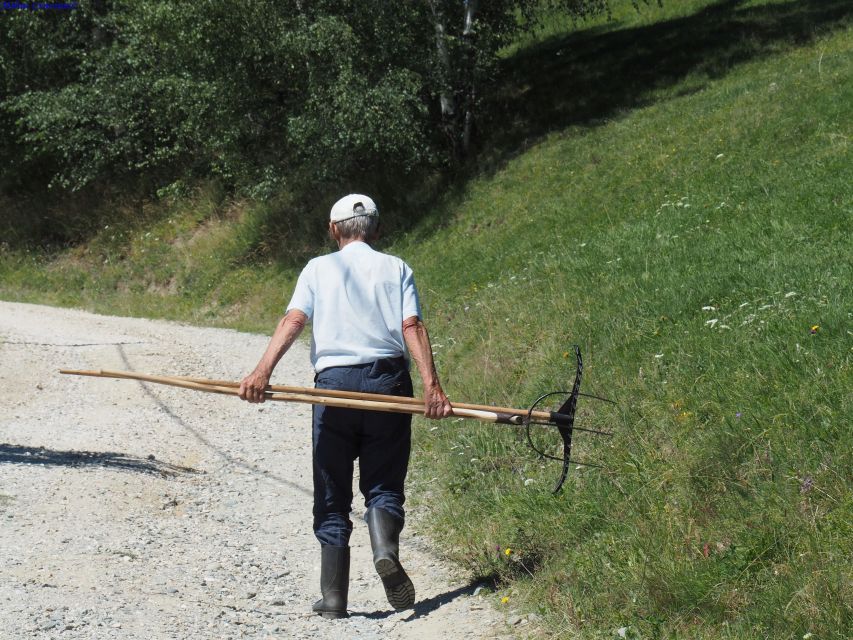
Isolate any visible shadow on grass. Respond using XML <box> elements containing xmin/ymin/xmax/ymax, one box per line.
<box><xmin>476</xmin><ymin>0</ymin><xmax>852</xmax><ymax>171</ymax></box>
<box><xmin>0</xmin><ymin>443</ymin><xmax>199</xmax><ymax>477</ymax></box>
<box><xmin>6</xmin><ymin>1</ymin><xmax>849</xmax><ymax>261</ymax></box>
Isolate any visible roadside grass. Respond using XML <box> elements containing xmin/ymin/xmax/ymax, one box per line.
<box><xmin>0</xmin><ymin>183</ymin><xmax>304</xmax><ymax>332</ymax></box>
<box><xmin>0</xmin><ymin>1</ymin><xmax>850</xmax><ymax>637</ymax></box>
<box><xmin>401</xmin><ymin>4</ymin><xmax>852</xmax><ymax>638</ymax></box>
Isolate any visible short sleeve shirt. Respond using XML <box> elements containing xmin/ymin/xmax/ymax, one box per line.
<box><xmin>286</xmin><ymin>241</ymin><xmax>422</xmax><ymax>372</ymax></box>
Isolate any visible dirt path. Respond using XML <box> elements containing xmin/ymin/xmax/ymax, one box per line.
<box><xmin>0</xmin><ymin>302</ymin><xmax>514</xmax><ymax>639</ymax></box>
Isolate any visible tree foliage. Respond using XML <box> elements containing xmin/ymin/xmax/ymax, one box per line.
<box><xmin>1</xmin><ymin>0</ymin><xmax>617</xmax><ymax>197</ymax></box>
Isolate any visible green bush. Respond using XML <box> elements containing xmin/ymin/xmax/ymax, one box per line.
<box><xmin>2</xmin><ymin>0</ymin><xmax>617</xmax><ymax>201</ymax></box>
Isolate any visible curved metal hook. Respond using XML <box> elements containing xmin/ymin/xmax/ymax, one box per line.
<box><xmin>553</xmin><ymin>344</ymin><xmax>582</xmax><ymax>493</ymax></box>
<box><xmin>525</xmin><ymin>345</ymin><xmax>583</xmax><ymax>493</ymax></box>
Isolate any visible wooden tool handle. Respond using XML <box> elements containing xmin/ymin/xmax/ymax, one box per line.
<box><xmin>172</xmin><ymin>374</ymin><xmax>536</xmax><ymax>417</ymax></box>
<box><xmin>70</xmin><ymin>369</ymin><xmax>546</xmax><ymax>419</ymax></box>
<box><xmin>59</xmin><ymin>369</ymin><xmax>530</xmax><ymax>425</ymax></box>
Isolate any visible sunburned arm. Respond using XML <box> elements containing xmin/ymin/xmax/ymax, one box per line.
<box><xmin>239</xmin><ymin>309</ymin><xmax>308</xmax><ymax>403</ymax></box>
<box><xmin>402</xmin><ymin>315</ymin><xmax>452</xmax><ymax>420</ymax></box>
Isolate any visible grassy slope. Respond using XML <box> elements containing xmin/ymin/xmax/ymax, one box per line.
<box><xmin>400</xmin><ymin>2</ymin><xmax>852</xmax><ymax>637</ymax></box>
<box><xmin>1</xmin><ymin>1</ymin><xmax>851</xmax><ymax>638</ymax></box>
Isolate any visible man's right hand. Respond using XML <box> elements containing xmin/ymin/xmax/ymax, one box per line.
<box><xmin>423</xmin><ymin>385</ymin><xmax>453</xmax><ymax>420</ymax></box>
<box><xmin>238</xmin><ymin>310</ymin><xmax>307</xmax><ymax>405</ymax></box>
<box><xmin>239</xmin><ymin>369</ymin><xmax>270</xmax><ymax>404</ymax></box>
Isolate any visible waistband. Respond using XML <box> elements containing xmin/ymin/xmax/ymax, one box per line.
<box><xmin>315</xmin><ymin>356</ymin><xmax>408</xmax><ymax>379</ymax></box>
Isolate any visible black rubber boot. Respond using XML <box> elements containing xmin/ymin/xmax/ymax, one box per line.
<box><xmin>365</xmin><ymin>507</ymin><xmax>415</xmax><ymax>610</ymax></box>
<box><xmin>312</xmin><ymin>545</ymin><xmax>350</xmax><ymax>619</ymax></box>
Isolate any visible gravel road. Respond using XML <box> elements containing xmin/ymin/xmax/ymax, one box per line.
<box><xmin>0</xmin><ymin>301</ymin><xmax>516</xmax><ymax>639</ymax></box>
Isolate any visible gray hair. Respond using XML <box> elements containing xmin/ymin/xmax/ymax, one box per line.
<box><xmin>333</xmin><ymin>213</ymin><xmax>379</xmax><ymax>240</ymax></box>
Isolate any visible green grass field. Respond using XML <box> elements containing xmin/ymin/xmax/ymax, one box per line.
<box><xmin>2</xmin><ymin>1</ymin><xmax>851</xmax><ymax>637</ymax></box>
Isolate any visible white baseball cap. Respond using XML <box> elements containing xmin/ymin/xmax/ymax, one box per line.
<box><xmin>329</xmin><ymin>194</ymin><xmax>379</xmax><ymax>222</ymax></box>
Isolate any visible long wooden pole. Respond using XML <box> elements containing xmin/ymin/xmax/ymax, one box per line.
<box><xmin>171</xmin><ymin>374</ymin><xmax>532</xmax><ymax>417</ymax></box>
<box><xmin>59</xmin><ymin>369</ymin><xmax>541</xmax><ymax>425</ymax></box>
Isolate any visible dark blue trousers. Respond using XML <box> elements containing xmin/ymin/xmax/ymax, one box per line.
<box><xmin>312</xmin><ymin>357</ymin><xmax>413</xmax><ymax>547</ymax></box>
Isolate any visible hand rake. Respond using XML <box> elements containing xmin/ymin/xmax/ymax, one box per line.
<box><xmin>61</xmin><ymin>345</ymin><xmax>613</xmax><ymax>492</ymax></box>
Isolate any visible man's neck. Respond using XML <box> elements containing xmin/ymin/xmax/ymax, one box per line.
<box><xmin>336</xmin><ymin>237</ymin><xmax>368</xmax><ymax>250</ymax></box>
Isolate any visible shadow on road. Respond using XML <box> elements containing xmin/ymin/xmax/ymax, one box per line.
<box><xmin>116</xmin><ymin>344</ymin><xmax>314</xmax><ymax>497</ymax></box>
<box><xmin>351</xmin><ymin>580</ymin><xmax>484</xmax><ymax>620</ymax></box>
<box><xmin>0</xmin><ymin>443</ymin><xmax>199</xmax><ymax>477</ymax></box>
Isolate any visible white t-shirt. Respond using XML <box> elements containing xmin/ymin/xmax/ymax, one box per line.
<box><xmin>286</xmin><ymin>241</ymin><xmax>422</xmax><ymax>372</ymax></box>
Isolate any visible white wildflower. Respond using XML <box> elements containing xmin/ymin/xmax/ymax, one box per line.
<box><xmin>706</xmin><ymin>318</ymin><xmax>719</xmax><ymax>328</ymax></box>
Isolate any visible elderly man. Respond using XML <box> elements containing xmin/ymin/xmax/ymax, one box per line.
<box><xmin>239</xmin><ymin>194</ymin><xmax>452</xmax><ymax>619</ymax></box>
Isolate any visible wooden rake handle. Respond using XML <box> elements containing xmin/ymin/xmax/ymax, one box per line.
<box><xmin>59</xmin><ymin>369</ymin><xmax>543</xmax><ymax>425</ymax></box>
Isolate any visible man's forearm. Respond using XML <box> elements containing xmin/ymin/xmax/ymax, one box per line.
<box><xmin>402</xmin><ymin>315</ymin><xmax>452</xmax><ymax>419</ymax></box>
<box><xmin>402</xmin><ymin>316</ymin><xmax>441</xmax><ymax>389</ymax></box>
<box><xmin>254</xmin><ymin>309</ymin><xmax>308</xmax><ymax>376</ymax></box>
